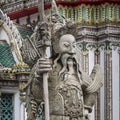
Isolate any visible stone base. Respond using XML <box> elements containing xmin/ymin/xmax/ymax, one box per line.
<box><xmin>50</xmin><ymin>115</ymin><xmax>87</xmax><ymax>120</ymax></box>
<box><xmin>50</xmin><ymin>115</ymin><xmax>69</xmax><ymax>120</ymax></box>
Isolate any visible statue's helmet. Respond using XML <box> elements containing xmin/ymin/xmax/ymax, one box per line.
<box><xmin>52</xmin><ymin>20</ymin><xmax>77</xmax><ymax>54</ymax></box>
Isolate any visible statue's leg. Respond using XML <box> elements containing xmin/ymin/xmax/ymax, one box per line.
<box><xmin>26</xmin><ymin>96</ymin><xmax>37</xmax><ymax>120</ymax></box>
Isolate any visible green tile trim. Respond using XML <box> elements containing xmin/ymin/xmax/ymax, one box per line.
<box><xmin>0</xmin><ymin>43</ymin><xmax>15</xmax><ymax>67</ymax></box>
<box><xmin>17</xmin><ymin>25</ymin><xmax>33</xmax><ymax>39</ymax></box>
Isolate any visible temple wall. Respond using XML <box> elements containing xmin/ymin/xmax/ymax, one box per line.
<box><xmin>78</xmin><ymin>47</ymin><xmax>120</xmax><ymax>120</ymax></box>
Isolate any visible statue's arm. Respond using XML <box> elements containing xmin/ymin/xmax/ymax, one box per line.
<box><xmin>86</xmin><ymin>64</ymin><xmax>103</xmax><ymax>93</ymax></box>
<box><xmin>24</xmin><ymin>58</ymin><xmax>52</xmax><ymax>118</ymax></box>
<box><xmin>24</xmin><ymin>58</ymin><xmax>52</xmax><ymax>90</ymax></box>
<box><xmin>81</xmin><ymin>64</ymin><xmax>103</xmax><ymax>113</ymax></box>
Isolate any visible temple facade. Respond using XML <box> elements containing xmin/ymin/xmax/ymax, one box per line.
<box><xmin>0</xmin><ymin>0</ymin><xmax>120</xmax><ymax>120</ymax></box>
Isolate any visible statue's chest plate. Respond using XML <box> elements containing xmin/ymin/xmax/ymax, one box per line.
<box><xmin>58</xmin><ymin>83</ymin><xmax>84</xmax><ymax>117</ymax></box>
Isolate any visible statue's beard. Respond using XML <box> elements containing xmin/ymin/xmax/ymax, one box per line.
<box><xmin>61</xmin><ymin>53</ymin><xmax>77</xmax><ymax>65</ymax></box>
<box><xmin>59</xmin><ymin>53</ymin><xmax>78</xmax><ymax>76</ymax></box>
<box><xmin>53</xmin><ymin>52</ymin><xmax>81</xmax><ymax>77</ymax></box>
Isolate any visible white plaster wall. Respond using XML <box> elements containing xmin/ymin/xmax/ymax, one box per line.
<box><xmin>25</xmin><ymin>107</ymin><xmax>27</xmax><ymax>120</ymax></box>
<box><xmin>20</xmin><ymin>103</ymin><xmax>26</xmax><ymax>120</ymax></box>
<box><xmin>112</xmin><ymin>49</ymin><xmax>119</xmax><ymax>120</ymax></box>
<box><xmin>19</xmin><ymin>13</ymin><xmax>38</xmax><ymax>26</ymax></box>
<box><xmin>0</xmin><ymin>27</ymin><xmax>11</xmax><ymax>45</ymax></box>
<box><xmin>88</xmin><ymin>49</ymin><xmax>95</xmax><ymax>120</ymax></box>
<box><xmin>30</xmin><ymin>13</ymin><xmax>38</xmax><ymax>23</ymax></box>
<box><xmin>14</xmin><ymin>92</ymin><xmax>21</xmax><ymax>120</ymax></box>
<box><xmin>89</xmin><ymin>50</ymin><xmax>95</xmax><ymax>74</ymax></box>
<box><xmin>19</xmin><ymin>16</ymin><xmax>27</xmax><ymax>25</ymax></box>
<box><xmin>100</xmin><ymin>49</ymin><xmax>105</xmax><ymax>120</ymax></box>
<box><xmin>12</xmin><ymin>51</ymin><xmax>19</xmax><ymax>63</ymax></box>
<box><xmin>12</xmin><ymin>19</ymin><xmax>17</xmax><ymax>23</ymax></box>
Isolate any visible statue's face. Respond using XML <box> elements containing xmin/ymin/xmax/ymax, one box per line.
<box><xmin>59</xmin><ymin>34</ymin><xmax>76</xmax><ymax>55</ymax></box>
<box><xmin>51</xmin><ymin>14</ymin><xmax>59</xmax><ymax>23</ymax></box>
<box><xmin>38</xmin><ymin>22</ymin><xmax>48</xmax><ymax>34</ymax></box>
<box><xmin>51</xmin><ymin>16</ymin><xmax>57</xmax><ymax>23</ymax></box>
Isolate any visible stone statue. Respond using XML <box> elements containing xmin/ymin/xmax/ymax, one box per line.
<box><xmin>21</xmin><ymin>0</ymin><xmax>103</xmax><ymax>120</ymax></box>
<box><xmin>47</xmin><ymin>34</ymin><xmax>102</xmax><ymax>120</ymax></box>
<box><xmin>22</xmin><ymin>29</ymin><xmax>103</xmax><ymax>120</ymax></box>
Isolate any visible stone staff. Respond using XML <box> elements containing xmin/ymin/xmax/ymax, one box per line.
<box><xmin>38</xmin><ymin>0</ymin><xmax>51</xmax><ymax>120</ymax></box>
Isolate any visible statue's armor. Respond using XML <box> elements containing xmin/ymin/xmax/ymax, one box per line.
<box><xmin>49</xmin><ymin>63</ymin><xmax>85</xmax><ymax>120</ymax></box>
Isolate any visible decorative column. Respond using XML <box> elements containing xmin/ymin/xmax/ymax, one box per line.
<box><xmin>13</xmin><ymin>62</ymin><xmax>30</xmax><ymax>120</ymax></box>
<box><xmin>94</xmin><ymin>49</ymin><xmax>101</xmax><ymax>120</ymax></box>
<box><xmin>79</xmin><ymin>6</ymin><xmax>82</xmax><ymax>23</ymax></box>
<box><xmin>81</xmin><ymin>53</ymin><xmax>89</xmax><ymax>73</ymax></box>
<box><xmin>104</xmin><ymin>50</ymin><xmax>113</xmax><ymax>120</ymax></box>
<box><xmin>88</xmin><ymin>49</ymin><xmax>95</xmax><ymax>120</ymax></box>
<box><xmin>17</xmin><ymin>71</ymin><xmax>29</xmax><ymax>120</ymax></box>
<box><xmin>14</xmin><ymin>92</ymin><xmax>21</xmax><ymax>120</ymax></box>
<box><xmin>100</xmin><ymin>49</ymin><xmax>105</xmax><ymax>120</ymax></box>
<box><xmin>112</xmin><ymin>48</ymin><xmax>119</xmax><ymax>120</ymax></box>
<box><xmin>20</xmin><ymin>102</ymin><xmax>26</xmax><ymax>120</ymax></box>
<box><xmin>80</xmin><ymin>42</ymin><xmax>89</xmax><ymax>73</ymax></box>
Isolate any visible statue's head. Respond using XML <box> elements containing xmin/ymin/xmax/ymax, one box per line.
<box><xmin>51</xmin><ymin>16</ymin><xmax>81</xmax><ymax>72</ymax></box>
<box><xmin>37</xmin><ymin>22</ymin><xmax>48</xmax><ymax>34</ymax></box>
<box><xmin>55</xmin><ymin>34</ymin><xmax>76</xmax><ymax>68</ymax></box>
<box><xmin>59</xmin><ymin>34</ymin><xmax>76</xmax><ymax>55</ymax></box>
<box><xmin>51</xmin><ymin>13</ymin><xmax>60</xmax><ymax>23</ymax></box>
<box><xmin>52</xmin><ymin>20</ymin><xmax>77</xmax><ymax>54</ymax></box>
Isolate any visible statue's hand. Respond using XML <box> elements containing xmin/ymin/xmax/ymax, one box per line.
<box><xmin>90</xmin><ymin>64</ymin><xmax>101</xmax><ymax>78</ymax></box>
<box><xmin>36</xmin><ymin>58</ymin><xmax>52</xmax><ymax>74</ymax></box>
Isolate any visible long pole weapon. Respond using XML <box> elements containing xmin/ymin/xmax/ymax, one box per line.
<box><xmin>38</xmin><ymin>0</ymin><xmax>50</xmax><ymax>120</ymax></box>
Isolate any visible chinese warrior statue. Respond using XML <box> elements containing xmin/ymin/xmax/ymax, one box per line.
<box><xmin>21</xmin><ymin>0</ymin><xmax>103</xmax><ymax>120</ymax></box>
